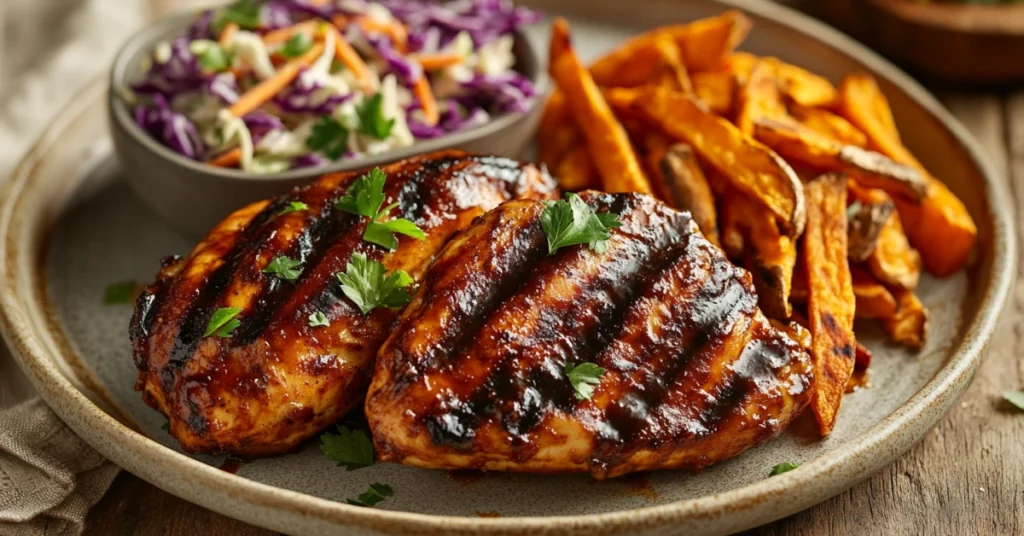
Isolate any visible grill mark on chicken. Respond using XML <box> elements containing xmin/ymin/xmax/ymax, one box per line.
<box><xmin>366</xmin><ymin>191</ymin><xmax>814</xmax><ymax>478</ymax></box>
<box><xmin>132</xmin><ymin>150</ymin><xmax>556</xmax><ymax>455</ymax></box>
<box><xmin>161</xmin><ymin>199</ymin><xmax>284</xmax><ymax>390</ymax></box>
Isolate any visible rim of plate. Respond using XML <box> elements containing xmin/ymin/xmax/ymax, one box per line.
<box><xmin>0</xmin><ymin>0</ymin><xmax>1016</xmax><ymax>534</ymax></box>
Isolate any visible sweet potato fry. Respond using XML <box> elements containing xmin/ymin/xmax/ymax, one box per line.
<box><xmin>734</xmin><ymin>61</ymin><xmax>787</xmax><ymax>135</ymax></box>
<box><xmin>726</xmin><ymin>52</ymin><xmax>837</xmax><ymax>107</ymax></box>
<box><xmin>850</xmin><ymin>267</ymin><xmax>898</xmax><ymax>319</ymax></box>
<box><xmin>802</xmin><ymin>174</ymin><xmax>856</xmax><ymax>436</ymax></box>
<box><xmin>693</xmin><ymin>71</ymin><xmax>735</xmax><ymax>115</ymax></box>
<box><xmin>846</xmin><ymin>192</ymin><xmax>895</xmax><ymax>262</ymax></box>
<box><xmin>789</xmin><ymin>104</ymin><xmax>867</xmax><ymax>147</ymax></box>
<box><xmin>648</xmin><ymin>32</ymin><xmax>693</xmax><ymax>93</ymax></box>
<box><xmin>753</xmin><ymin>118</ymin><xmax>928</xmax><ymax>202</ymax></box>
<box><xmin>884</xmin><ymin>288</ymin><xmax>929</xmax><ymax>350</ymax></box>
<box><xmin>554</xmin><ymin>146</ymin><xmax>600</xmax><ymax>192</ymax></box>
<box><xmin>549</xmin><ymin>19</ymin><xmax>651</xmax><ymax>195</ymax></box>
<box><xmin>590</xmin><ymin>11</ymin><xmax>749</xmax><ymax>86</ymax></box>
<box><xmin>737</xmin><ymin>194</ymin><xmax>797</xmax><ymax>319</ymax></box>
<box><xmin>867</xmin><ymin>209</ymin><xmax>922</xmax><ymax>290</ymax></box>
<box><xmin>634</xmin><ymin>88</ymin><xmax>806</xmax><ymax>237</ymax></box>
<box><xmin>837</xmin><ymin>73</ymin><xmax>977</xmax><ymax>276</ymax></box>
<box><xmin>537</xmin><ymin>91</ymin><xmax>579</xmax><ymax>170</ymax></box>
<box><xmin>658</xmin><ymin>143</ymin><xmax>720</xmax><ymax>246</ymax></box>
<box><xmin>855</xmin><ymin>341</ymin><xmax>872</xmax><ymax>369</ymax></box>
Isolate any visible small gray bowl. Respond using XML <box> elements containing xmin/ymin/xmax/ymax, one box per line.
<box><xmin>109</xmin><ymin>13</ymin><xmax>547</xmax><ymax>236</ymax></box>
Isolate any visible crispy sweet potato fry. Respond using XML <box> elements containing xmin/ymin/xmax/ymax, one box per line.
<box><xmin>803</xmin><ymin>174</ymin><xmax>856</xmax><ymax>436</ymax></box>
<box><xmin>850</xmin><ymin>268</ymin><xmax>898</xmax><ymax>319</ymax></box>
<box><xmin>549</xmin><ymin>19</ymin><xmax>651</xmax><ymax>195</ymax></box>
<box><xmin>733</xmin><ymin>189</ymin><xmax>797</xmax><ymax>319</ymax></box>
<box><xmin>846</xmin><ymin>192</ymin><xmax>895</xmax><ymax>262</ymax></box>
<box><xmin>734</xmin><ymin>61</ymin><xmax>787</xmax><ymax>135</ymax></box>
<box><xmin>634</xmin><ymin>88</ymin><xmax>806</xmax><ymax>237</ymax></box>
<box><xmin>638</xmin><ymin>131</ymin><xmax>676</xmax><ymax>205</ymax></box>
<box><xmin>837</xmin><ymin>74</ymin><xmax>977</xmax><ymax>276</ymax></box>
<box><xmin>867</xmin><ymin>209</ymin><xmax>922</xmax><ymax>290</ymax></box>
<box><xmin>590</xmin><ymin>11</ymin><xmax>749</xmax><ymax>86</ymax></box>
<box><xmin>726</xmin><ymin>52</ymin><xmax>837</xmax><ymax>107</ymax></box>
<box><xmin>855</xmin><ymin>341</ymin><xmax>872</xmax><ymax>369</ymax></box>
<box><xmin>659</xmin><ymin>143</ymin><xmax>720</xmax><ymax>246</ymax></box>
<box><xmin>789</xmin><ymin>104</ymin><xmax>867</xmax><ymax>147</ymax></box>
<box><xmin>649</xmin><ymin>32</ymin><xmax>693</xmax><ymax>93</ymax></box>
<box><xmin>753</xmin><ymin>118</ymin><xmax>928</xmax><ymax>202</ymax></box>
<box><xmin>692</xmin><ymin>71</ymin><xmax>735</xmax><ymax>115</ymax></box>
<box><xmin>537</xmin><ymin>91</ymin><xmax>579</xmax><ymax>170</ymax></box>
<box><xmin>554</xmin><ymin>146</ymin><xmax>600</xmax><ymax>192</ymax></box>
<box><xmin>884</xmin><ymin>289</ymin><xmax>929</xmax><ymax>350</ymax></box>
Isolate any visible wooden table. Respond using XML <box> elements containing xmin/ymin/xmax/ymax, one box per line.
<box><xmin>74</xmin><ymin>90</ymin><xmax>1024</xmax><ymax>535</ymax></box>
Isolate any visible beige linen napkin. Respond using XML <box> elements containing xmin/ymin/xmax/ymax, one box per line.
<box><xmin>0</xmin><ymin>0</ymin><xmax>146</xmax><ymax>534</ymax></box>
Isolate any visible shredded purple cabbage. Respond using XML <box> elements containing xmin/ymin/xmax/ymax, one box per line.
<box><xmin>381</xmin><ymin>0</ymin><xmax>541</xmax><ymax>48</ymax></box>
<box><xmin>205</xmin><ymin>73</ymin><xmax>240</xmax><ymax>104</ymax></box>
<box><xmin>273</xmin><ymin>68</ymin><xmax>353</xmax><ymax>114</ymax></box>
<box><xmin>292</xmin><ymin>152</ymin><xmax>329</xmax><ymax>168</ymax></box>
<box><xmin>460</xmin><ymin>71</ymin><xmax>536</xmax><ymax>114</ymax></box>
<box><xmin>134</xmin><ymin>94</ymin><xmax>206</xmax><ymax>159</ymax></box>
<box><xmin>242</xmin><ymin>110</ymin><xmax>284</xmax><ymax>144</ymax></box>
<box><xmin>408</xmin><ymin>99</ymin><xmax>489</xmax><ymax>138</ymax></box>
<box><xmin>132</xmin><ymin>37</ymin><xmax>208</xmax><ymax>97</ymax></box>
<box><xmin>188</xmin><ymin>10</ymin><xmax>215</xmax><ymax>40</ymax></box>
<box><xmin>364</xmin><ymin>33</ymin><xmax>422</xmax><ymax>86</ymax></box>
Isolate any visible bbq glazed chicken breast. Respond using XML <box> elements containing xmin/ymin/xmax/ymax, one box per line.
<box><xmin>130</xmin><ymin>150</ymin><xmax>556</xmax><ymax>455</ymax></box>
<box><xmin>366</xmin><ymin>191</ymin><xmax>813</xmax><ymax>479</ymax></box>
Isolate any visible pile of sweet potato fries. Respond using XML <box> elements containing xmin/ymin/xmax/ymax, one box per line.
<box><xmin>539</xmin><ymin>11</ymin><xmax>978</xmax><ymax>436</ymax></box>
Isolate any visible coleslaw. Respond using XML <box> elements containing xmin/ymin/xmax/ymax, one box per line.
<box><xmin>125</xmin><ymin>0</ymin><xmax>541</xmax><ymax>173</ymax></box>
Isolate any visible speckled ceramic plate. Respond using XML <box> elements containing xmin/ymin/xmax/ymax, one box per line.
<box><xmin>0</xmin><ymin>1</ymin><xmax>1015</xmax><ymax>535</ymax></box>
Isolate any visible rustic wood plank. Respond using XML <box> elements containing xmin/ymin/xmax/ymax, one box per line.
<box><xmin>750</xmin><ymin>93</ymin><xmax>1023</xmax><ymax>535</ymax></box>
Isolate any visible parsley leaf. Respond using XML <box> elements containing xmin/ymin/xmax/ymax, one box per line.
<box><xmin>278</xmin><ymin>201</ymin><xmax>310</xmax><ymax>216</ymax></box>
<box><xmin>769</xmin><ymin>462</ymin><xmax>799</xmax><ymax>476</ymax></box>
<box><xmin>306</xmin><ymin>116</ymin><xmax>349</xmax><ymax>160</ymax></box>
<box><xmin>308</xmin><ymin>311</ymin><xmax>331</xmax><ymax>327</ymax></box>
<box><xmin>103</xmin><ymin>281</ymin><xmax>136</xmax><ymax>305</ymax></box>
<box><xmin>355</xmin><ymin>93</ymin><xmax>395</xmax><ymax>140</ymax></box>
<box><xmin>347</xmin><ymin>483</ymin><xmax>393</xmax><ymax>507</ymax></box>
<box><xmin>204</xmin><ymin>307</ymin><xmax>242</xmax><ymax>338</ymax></box>
<box><xmin>564</xmin><ymin>362</ymin><xmax>605</xmax><ymax>400</ymax></box>
<box><xmin>336</xmin><ymin>252</ymin><xmax>414</xmax><ymax>315</ymax></box>
<box><xmin>198</xmin><ymin>43</ymin><xmax>232</xmax><ymax>72</ymax></box>
<box><xmin>334</xmin><ymin>168</ymin><xmax>426</xmax><ymax>249</ymax></box>
<box><xmin>320</xmin><ymin>425</ymin><xmax>374</xmax><ymax>470</ymax></box>
<box><xmin>280</xmin><ymin>32</ymin><xmax>312</xmax><ymax>59</ymax></box>
<box><xmin>1004</xmin><ymin>391</ymin><xmax>1024</xmax><ymax>411</ymax></box>
<box><xmin>214</xmin><ymin>0</ymin><xmax>261</xmax><ymax>31</ymax></box>
<box><xmin>263</xmin><ymin>256</ymin><xmax>303</xmax><ymax>282</ymax></box>
<box><xmin>540</xmin><ymin>193</ymin><xmax>622</xmax><ymax>255</ymax></box>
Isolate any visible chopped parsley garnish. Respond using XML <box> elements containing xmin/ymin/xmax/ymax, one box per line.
<box><xmin>336</xmin><ymin>252</ymin><xmax>414</xmax><ymax>315</ymax></box>
<box><xmin>1004</xmin><ymin>391</ymin><xmax>1024</xmax><ymax>411</ymax></box>
<box><xmin>347</xmin><ymin>483</ymin><xmax>393</xmax><ymax>507</ymax></box>
<box><xmin>769</xmin><ymin>462</ymin><xmax>799</xmax><ymax>476</ymax></box>
<box><xmin>280</xmin><ymin>32</ymin><xmax>312</xmax><ymax>59</ymax></box>
<box><xmin>198</xmin><ymin>44</ymin><xmax>232</xmax><ymax>72</ymax></box>
<box><xmin>308</xmin><ymin>311</ymin><xmax>330</xmax><ymax>327</ymax></box>
<box><xmin>334</xmin><ymin>168</ymin><xmax>426</xmax><ymax>250</ymax></box>
<box><xmin>262</xmin><ymin>256</ymin><xmax>303</xmax><ymax>282</ymax></box>
<box><xmin>278</xmin><ymin>201</ymin><xmax>310</xmax><ymax>215</ymax></box>
<box><xmin>306</xmin><ymin>116</ymin><xmax>349</xmax><ymax>160</ymax></box>
<box><xmin>320</xmin><ymin>425</ymin><xmax>374</xmax><ymax>470</ymax></box>
<box><xmin>103</xmin><ymin>281</ymin><xmax>136</xmax><ymax>305</ymax></box>
<box><xmin>203</xmin><ymin>307</ymin><xmax>242</xmax><ymax>338</ymax></box>
<box><xmin>564</xmin><ymin>362</ymin><xmax>605</xmax><ymax>400</ymax></box>
<box><xmin>540</xmin><ymin>193</ymin><xmax>622</xmax><ymax>255</ymax></box>
<box><xmin>214</xmin><ymin>0</ymin><xmax>261</xmax><ymax>31</ymax></box>
<box><xmin>355</xmin><ymin>93</ymin><xmax>396</xmax><ymax>140</ymax></box>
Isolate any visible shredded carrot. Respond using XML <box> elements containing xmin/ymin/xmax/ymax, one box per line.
<box><xmin>331</xmin><ymin>14</ymin><xmax>349</xmax><ymax>28</ymax></box>
<box><xmin>219</xmin><ymin>22</ymin><xmax>239</xmax><ymax>47</ymax></box>
<box><xmin>262</xmin><ymin>20</ymin><xmax>320</xmax><ymax>46</ymax></box>
<box><xmin>326</xmin><ymin>26</ymin><xmax>375</xmax><ymax>92</ymax></box>
<box><xmin>227</xmin><ymin>43</ymin><xmax>325</xmax><ymax>117</ymax></box>
<box><xmin>207</xmin><ymin>147</ymin><xmax>242</xmax><ymax>167</ymax></box>
<box><xmin>412</xmin><ymin>53</ymin><xmax>464</xmax><ymax>71</ymax></box>
<box><xmin>355</xmin><ymin>17</ymin><xmax>409</xmax><ymax>53</ymax></box>
<box><xmin>413</xmin><ymin>76</ymin><xmax>439</xmax><ymax>126</ymax></box>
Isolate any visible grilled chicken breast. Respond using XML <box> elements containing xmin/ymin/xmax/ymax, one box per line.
<box><xmin>130</xmin><ymin>150</ymin><xmax>556</xmax><ymax>455</ymax></box>
<box><xmin>366</xmin><ymin>192</ymin><xmax>813</xmax><ymax>479</ymax></box>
